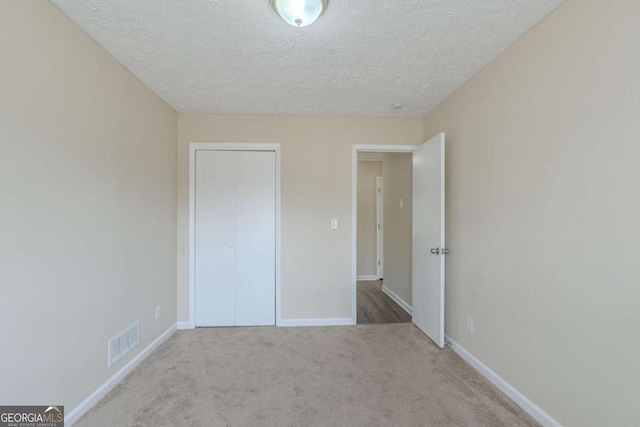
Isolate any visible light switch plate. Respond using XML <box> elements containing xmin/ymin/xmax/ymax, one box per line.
<box><xmin>331</xmin><ymin>218</ymin><xmax>338</xmax><ymax>230</ymax></box>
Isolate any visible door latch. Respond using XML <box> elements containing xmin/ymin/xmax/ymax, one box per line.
<box><xmin>430</xmin><ymin>248</ymin><xmax>450</xmax><ymax>255</ymax></box>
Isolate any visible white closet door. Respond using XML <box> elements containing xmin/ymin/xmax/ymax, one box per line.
<box><xmin>235</xmin><ymin>151</ymin><xmax>276</xmax><ymax>326</ymax></box>
<box><xmin>194</xmin><ymin>150</ymin><xmax>276</xmax><ymax>327</ymax></box>
<box><xmin>195</xmin><ymin>150</ymin><xmax>236</xmax><ymax>327</ymax></box>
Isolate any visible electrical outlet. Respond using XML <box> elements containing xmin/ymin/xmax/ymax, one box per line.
<box><xmin>155</xmin><ymin>305</ymin><xmax>161</xmax><ymax>320</ymax></box>
<box><xmin>466</xmin><ymin>316</ymin><xmax>474</xmax><ymax>333</ymax></box>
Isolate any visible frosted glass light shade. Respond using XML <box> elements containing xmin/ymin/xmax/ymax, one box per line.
<box><xmin>271</xmin><ymin>0</ymin><xmax>328</xmax><ymax>27</ymax></box>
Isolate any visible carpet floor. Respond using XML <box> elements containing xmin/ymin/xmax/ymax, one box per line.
<box><xmin>76</xmin><ymin>324</ymin><xmax>538</xmax><ymax>426</ymax></box>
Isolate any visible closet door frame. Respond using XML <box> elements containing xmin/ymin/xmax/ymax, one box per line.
<box><xmin>188</xmin><ymin>143</ymin><xmax>281</xmax><ymax>328</ymax></box>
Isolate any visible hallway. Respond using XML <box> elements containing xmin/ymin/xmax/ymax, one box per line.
<box><xmin>357</xmin><ymin>280</ymin><xmax>412</xmax><ymax>324</ymax></box>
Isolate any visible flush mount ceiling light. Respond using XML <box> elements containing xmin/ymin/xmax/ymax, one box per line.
<box><xmin>270</xmin><ymin>0</ymin><xmax>328</xmax><ymax>27</ymax></box>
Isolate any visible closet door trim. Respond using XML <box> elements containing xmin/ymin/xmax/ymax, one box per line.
<box><xmin>188</xmin><ymin>143</ymin><xmax>281</xmax><ymax>329</ymax></box>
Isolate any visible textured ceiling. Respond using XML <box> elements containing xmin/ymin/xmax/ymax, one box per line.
<box><xmin>50</xmin><ymin>0</ymin><xmax>564</xmax><ymax>117</ymax></box>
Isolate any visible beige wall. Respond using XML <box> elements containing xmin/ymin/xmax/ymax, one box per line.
<box><xmin>5</xmin><ymin>1</ymin><xmax>631</xmax><ymax>424</ymax></box>
<box><xmin>357</xmin><ymin>161</ymin><xmax>383</xmax><ymax>277</ymax></box>
<box><xmin>422</xmin><ymin>0</ymin><xmax>640</xmax><ymax>425</ymax></box>
<box><xmin>0</xmin><ymin>1</ymin><xmax>177</xmax><ymax>413</ymax></box>
<box><xmin>358</xmin><ymin>152</ymin><xmax>385</xmax><ymax>162</ymax></box>
<box><xmin>177</xmin><ymin>115</ymin><xmax>423</xmax><ymax>320</ymax></box>
<box><xmin>382</xmin><ymin>154</ymin><xmax>413</xmax><ymax>306</ymax></box>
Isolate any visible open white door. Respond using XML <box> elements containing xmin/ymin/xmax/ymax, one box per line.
<box><xmin>412</xmin><ymin>133</ymin><xmax>446</xmax><ymax>348</ymax></box>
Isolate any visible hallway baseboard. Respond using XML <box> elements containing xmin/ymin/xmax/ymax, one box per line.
<box><xmin>381</xmin><ymin>285</ymin><xmax>412</xmax><ymax>315</ymax></box>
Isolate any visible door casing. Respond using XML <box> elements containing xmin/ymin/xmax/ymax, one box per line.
<box><xmin>352</xmin><ymin>141</ymin><xmax>445</xmax><ymax>346</ymax></box>
<box><xmin>351</xmin><ymin>145</ymin><xmax>417</xmax><ymax>325</ymax></box>
<box><xmin>188</xmin><ymin>143</ymin><xmax>282</xmax><ymax>329</ymax></box>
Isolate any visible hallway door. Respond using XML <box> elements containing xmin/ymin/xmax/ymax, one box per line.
<box><xmin>412</xmin><ymin>133</ymin><xmax>446</xmax><ymax>348</ymax></box>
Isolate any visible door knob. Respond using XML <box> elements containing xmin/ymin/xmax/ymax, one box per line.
<box><xmin>430</xmin><ymin>248</ymin><xmax>440</xmax><ymax>255</ymax></box>
<box><xmin>442</xmin><ymin>248</ymin><xmax>450</xmax><ymax>254</ymax></box>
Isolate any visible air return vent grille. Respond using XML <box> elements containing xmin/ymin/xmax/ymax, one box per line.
<box><xmin>108</xmin><ymin>321</ymin><xmax>139</xmax><ymax>367</ymax></box>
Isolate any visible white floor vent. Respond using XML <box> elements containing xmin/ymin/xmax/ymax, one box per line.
<box><xmin>108</xmin><ymin>321</ymin><xmax>140</xmax><ymax>367</ymax></box>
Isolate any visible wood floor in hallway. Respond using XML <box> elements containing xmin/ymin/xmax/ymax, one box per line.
<box><xmin>357</xmin><ymin>280</ymin><xmax>412</xmax><ymax>324</ymax></box>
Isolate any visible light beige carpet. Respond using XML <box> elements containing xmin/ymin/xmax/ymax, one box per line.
<box><xmin>76</xmin><ymin>324</ymin><xmax>537</xmax><ymax>426</ymax></box>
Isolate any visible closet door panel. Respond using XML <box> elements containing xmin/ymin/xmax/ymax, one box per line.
<box><xmin>234</xmin><ymin>151</ymin><xmax>276</xmax><ymax>326</ymax></box>
<box><xmin>194</xmin><ymin>151</ymin><xmax>236</xmax><ymax>327</ymax></box>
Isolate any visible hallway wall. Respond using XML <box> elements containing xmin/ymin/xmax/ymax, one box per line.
<box><xmin>382</xmin><ymin>153</ymin><xmax>413</xmax><ymax>307</ymax></box>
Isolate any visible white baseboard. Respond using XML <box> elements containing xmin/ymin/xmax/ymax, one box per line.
<box><xmin>65</xmin><ymin>323</ymin><xmax>177</xmax><ymax>426</ymax></box>
<box><xmin>445</xmin><ymin>335</ymin><xmax>561</xmax><ymax>427</ymax></box>
<box><xmin>177</xmin><ymin>321</ymin><xmax>194</xmax><ymax>330</ymax></box>
<box><xmin>381</xmin><ymin>285</ymin><xmax>412</xmax><ymax>315</ymax></box>
<box><xmin>357</xmin><ymin>275</ymin><xmax>378</xmax><ymax>281</ymax></box>
<box><xmin>279</xmin><ymin>318</ymin><xmax>354</xmax><ymax>327</ymax></box>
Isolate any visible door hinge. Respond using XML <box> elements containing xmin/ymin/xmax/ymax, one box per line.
<box><xmin>378</xmin><ymin>260</ymin><xmax>381</xmax><ymax>265</ymax></box>
<box><xmin>377</xmin><ymin>224</ymin><xmax>381</xmax><ymax>229</ymax></box>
